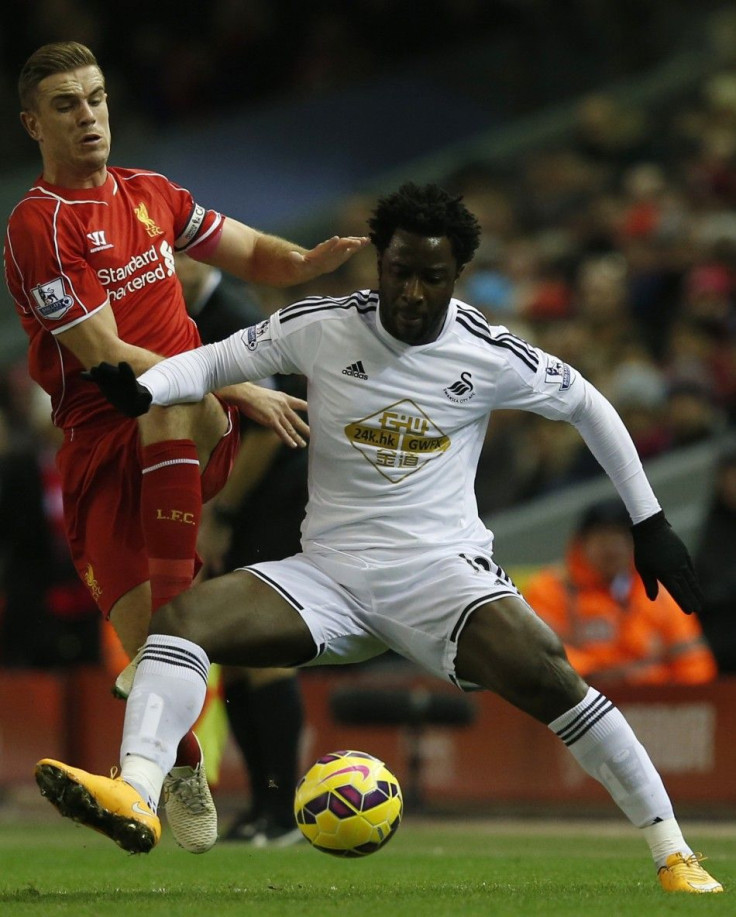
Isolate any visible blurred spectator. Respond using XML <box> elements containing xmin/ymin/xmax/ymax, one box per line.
<box><xmin>693</xmin><ymin>445</ymin><xmax>736</xmax><ymax>674</ymax></box>
<box><xmin>663</xmin><ymin>379</ymin><xmax>726</xmax><ymax>447</ymax></box>
<box><xmin>524</xmin><ymin>498</ymin><xmax>717</xmax><ymax>685</ymax></box>
<box><xmin>605</xmin><ymin>349</ymin><xmax>670</xmax><ymax>459</ymax></box>
<box><xmin>572</xmin><ymin>92</ymin><xmax>653</xmax><ymax>176</ymax></box>
<box><xmin>0</xmin><ymin>384</ymin><xmax>100</xmax><ymax>667</ymax></box>
<box><xmin>510</xmin><ymin>415</ymin><xmax>600</xmax><ymax>501</ymax></box>
<box><xmin>475</xmin><ymin>411</ymin><xmax>535</xmax><ymax>514</ymax></box>
<box><xmin>574</xmin><ymin>253</ymin><xmax>635</xmax><ymax>376</ymax></box>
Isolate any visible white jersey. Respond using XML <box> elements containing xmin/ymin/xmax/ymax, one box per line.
<box><xmin>139</xmin><ymin>290</ymin><xmax>660</xmax><ymax>555</ymax></box>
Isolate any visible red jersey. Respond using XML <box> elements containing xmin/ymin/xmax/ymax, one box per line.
<box><xmin>4</xmin><ymin>167</ymin><xmax>223</xmax><ymax>430</ymax></box>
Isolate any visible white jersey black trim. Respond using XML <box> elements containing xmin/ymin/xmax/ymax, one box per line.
<box><xmin>553</xmin><ymin>692</ymin><xmax>614</xmax><ymax>746</ymax></box>
<box><xmin>495</xmin><ymin>331</ymin><xmax>539</xmax><ymax>363</ymax></box>
<box><xmin>139</xmin><ymin>644</ymin><xmax>208</xmax><ymax>685</ymax></box>
<box><xmin>280</xmin><ymin>291</ymin><xmax>378</xmax><ymax>325</ymax></box>
<box><xmin>455</xmin><ymin>307</ymin><xmax>539</xmax><ymax>371</ymax></box>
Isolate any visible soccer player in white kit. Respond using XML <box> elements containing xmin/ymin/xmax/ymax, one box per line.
<box><xmin>36</xmin><ymin>183</ymin><xmax>722</xmax><ymax>893</ymax></box>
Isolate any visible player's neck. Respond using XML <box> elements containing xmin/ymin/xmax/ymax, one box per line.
<box><xmin>42</xmin><ymin>163</ymin><xmax>108</xmax><ymax>189</ymax></box>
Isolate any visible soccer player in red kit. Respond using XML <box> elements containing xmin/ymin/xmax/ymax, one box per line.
<box><xmin>3</xmin><ymin>40</ymin><xmax>367</xmax><ymax>853</ymax></box>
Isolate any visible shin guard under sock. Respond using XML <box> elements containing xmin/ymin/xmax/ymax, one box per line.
<box><xmin>140</xmin><ymin>439</ymin><xmax>201</xmax><ymax>614</ymax></box>
<box><xmin>121</xmin><ymin>634</ymin><xmax>210</xmax><ymax>781</ymax></box>
<box><xmin>548</xmin><ymin>687</ymin><xmax>674</xmax><ymax>828</ymax></box>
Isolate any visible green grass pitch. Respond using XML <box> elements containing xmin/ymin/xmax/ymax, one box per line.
<box><xmin>0</xmin><ymin>816</ymin><xmax>733</xmax><ymax>916</ymax></box>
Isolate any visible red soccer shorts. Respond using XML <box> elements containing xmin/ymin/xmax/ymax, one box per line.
<box><xmin>57</xmin><ymin>402</ymin><xmax>239</xmax><ymax>617</ymax></box>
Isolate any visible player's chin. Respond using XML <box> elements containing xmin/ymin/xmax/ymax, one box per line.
<box><xmin>78</xmin><ymin>145</ymin><xmax>109</xmax><ymax>167</ymax></box>
<box><xmin>390</xmin><ymin>315</ymin><xmax>428</xmax><ymax>344</ymax></box>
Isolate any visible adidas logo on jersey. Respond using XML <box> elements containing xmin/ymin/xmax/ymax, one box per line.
<box><xmin>342</xmin><ymin>360</ymin><xmax>368</xmax><ymax>380</ymax></box>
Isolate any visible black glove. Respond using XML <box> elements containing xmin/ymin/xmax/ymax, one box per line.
<box><xmin>81</xmin><ymin>361</ymin><xmax>153</xmax><ymax>418</ymax></box>
<box><xmin>631</xmin><ymin>510</ymin><xmax>702</xmax><ymax>614</ymax></box>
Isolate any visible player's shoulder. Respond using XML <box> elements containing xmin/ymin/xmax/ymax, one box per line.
<box><xmin>451</xmin><ymin>301</ymin><xmax>541</xmax><ymax>370</ymax></box>
<box><xmin>5</xmin><ymin>182</ymin><xmax>69</xmax><ymax>239</ymax></box>
<box><xmin>277</xmin><ymin>289</ymin><xmax>378</xmax><ymax>331</ymax></box>
<box><xmin>110</xmin><ymin>165</ymin><xmax>169</xmax><ymax>184</ymax></box>
<box><xmin>110</xmin><ymin>166</ymin><xmax>186</xmax><ymax>195</ymax></box>
<box><xmin>7</xmin><ymin>180</ymin><xmax>59</xmax><ymax>222</ymax></box>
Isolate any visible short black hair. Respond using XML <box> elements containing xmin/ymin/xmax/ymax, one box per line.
<box><xmin>368</xmin><ymin>182</ymin><xmax>481</xmax><ymax>271</ymax></box>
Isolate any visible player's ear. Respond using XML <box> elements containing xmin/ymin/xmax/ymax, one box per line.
<box><xmin>20</xmin><ymin>110</ymin><xmax>40</xmax><ymax>140</ymax></box>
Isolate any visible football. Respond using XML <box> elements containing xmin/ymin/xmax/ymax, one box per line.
<box><xmin>294</xmin><ymin>749</ymin><xmax>403</xmax><ymax>857</ymax></box>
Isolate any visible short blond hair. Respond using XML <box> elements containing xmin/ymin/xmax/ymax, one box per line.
<box><xmin>18</xmin><ymin>41</ymin><xmax>101</xmax><ymax>111</ymax></box>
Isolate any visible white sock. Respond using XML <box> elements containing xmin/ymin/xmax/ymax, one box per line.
<box><xmin>121</xmin><ymin>755</ymin><xmax>166</xmax><ymax>814</ymax></box>
<box><xmin>548</xmin><ymin>686</ymin><xmax>686</xmax><ymax>865</ymax></box>
<box><xmin>641</xmin><ymin>817</ymin><xmax>693</xmax><ymax>869</ymax></box>
<box><xmin>120</xmin><ymin>634</ymin><xmax>209</xmax><ymax>782</ymax></box>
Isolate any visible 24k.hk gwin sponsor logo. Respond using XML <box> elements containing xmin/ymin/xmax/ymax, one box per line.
<box><xmin>344</xmin><ymin>399</ymin><xmax>450</xmax><ymax>483</ymax></box>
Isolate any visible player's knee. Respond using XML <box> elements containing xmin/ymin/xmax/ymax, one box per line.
<box><xmin>503</xmin><ymin>628</ymin><xmax>587</xmax><ymax>721</ymax></box>
<box><xmin>148</xmin><ymin>592</ymin><xmax>199</xmax><ymax>642</ymax></box>
<box><xmin>534</xmin><ymin>620</ymin><xmax>584</xmax><ymax>682</ymax></box>
<box><xmin>540</xmin><ymin>645</ymin><xmax>587</xmax><ymax>709</ymax></box>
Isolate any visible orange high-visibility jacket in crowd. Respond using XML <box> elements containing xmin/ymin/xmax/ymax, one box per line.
<box><xmin>524</xmin><ymin>543</ymin><xmax>718</xmax><ymax>685</ymax></box>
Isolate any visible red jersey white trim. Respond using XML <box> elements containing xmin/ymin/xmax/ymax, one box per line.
<box><xmin>4</xmin><ymin>167</ymin><xmax>222</xmax><ymax>429</ymax></box>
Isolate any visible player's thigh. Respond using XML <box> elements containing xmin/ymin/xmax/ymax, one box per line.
<box><xmin>138</xmin><ymin>393</ymin><xmax>228</xmax><ymax>458</ymax></box>
<box><xmin>59</xmin><ymin>422</ymin><xmax>150</xmax><ymax>621</ymax></box>
<box><xmin>151</xmin><ymin>569</ymin><xmax>317</xmax><ymax>668</ymax></box>
<box><xmin>455</xmin><ymin>595</ymin><xmax>586</xmax><ymax>722</ymax></box>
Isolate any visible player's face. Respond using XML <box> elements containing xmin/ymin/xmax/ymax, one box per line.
<box><xmin>377</xmin><ymin>230</ymin><xmax>459</xmax><ymax>345</ymax></box>
<box><xmin>21</xmin><ymin>65</ymin><xmax>110</xmax><ymax>188</ymax></box>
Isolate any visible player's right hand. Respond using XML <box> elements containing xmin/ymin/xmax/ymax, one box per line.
<box><xmin>82</xmin><ymin>361</ymin><xmax>153</xmax><ymax>417</ymax></box>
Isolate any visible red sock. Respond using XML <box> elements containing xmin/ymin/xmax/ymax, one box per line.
<box><xmin>174</xmin><ymin>729</ymin><xmax>202</xmax><ymax>769</ymax></box>
<box><xmin>140</xmin><ymin>439</ymin><xmax>201</xmax><ymax>613</ymax></box>
<box><xmin>140</xmin><ymin>439</ymin><xmax>204</xmax><ymax>770</ymax></box>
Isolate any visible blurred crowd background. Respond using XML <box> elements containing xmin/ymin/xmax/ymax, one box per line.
<box><xmin>0</xmin><ymin>0</ymin><xmax>727</xmax><ymax>165</ymax></box>
<box><xmin>2</xmin><ymin>0</ymin><xmax>736</xmax><ymax>675</ymax></box>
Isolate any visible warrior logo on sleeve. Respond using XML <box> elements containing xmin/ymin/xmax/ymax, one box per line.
<box><xmin>30</xmin><ymin>277</ymin><xmax>74</xmax><ymax>320</ymax></box>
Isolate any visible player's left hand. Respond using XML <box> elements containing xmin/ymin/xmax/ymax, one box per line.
<box><xmin>219</xmin><ymin>382</ymin><xmax>309</xmax><ymax>448</ymax></box>
<box><xmin>289</xmin><ymin>236</ymin><xmax>369</xmax><ymax>280</ymax></box>
<box><xmin>631</xmin><ymin>510</ymin><xmax>703</xmax><ymax>614</ymax></box>
<box><xmin>82</xmin><ymin>361</ymin><xmax>153</xmax><ymax>417</ymax></box>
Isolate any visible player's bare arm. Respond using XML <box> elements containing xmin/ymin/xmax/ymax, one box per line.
<box><xmin>57</xmin><ymin>301</ymin><xmax>165</xmax><ymax>373</ymax></box>
<box><xmin>218</xmin><ymin>381</ymin><xmax>309</xmax><ymax>448</ymax></box>
<box><xmin>204</xmin><ymin>217</ymin><xmax>368</xmax><ymax>287</ymax></box>
<box><xmin>85</xmin><ymin>360</ymin><xmax>309</xmax><ymax>448</ymax></box>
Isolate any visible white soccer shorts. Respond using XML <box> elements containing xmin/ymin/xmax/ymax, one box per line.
<box><xmin>244</xmin><ymin>543</ymin><xmax>522</xmax><ymax>688</ymax></box>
